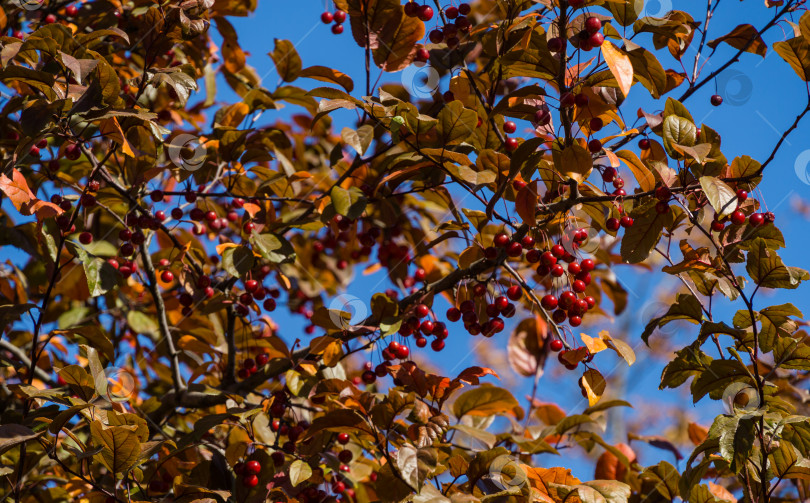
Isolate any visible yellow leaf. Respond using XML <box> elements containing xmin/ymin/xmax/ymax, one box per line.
<box><xmin>580</xmin><ymin>333</ymin><xmax>609</xmax><ymax>355</ymax></box>
<box><xmin>597</xmin><ymin>330</ymin><xmax>636</xmax><ymax>366</ymax></box>
<box><xmin>580</xmin><ymin>368</ymin><xmax>606</xmax><ymax>406</ymax></box>
<box><xmin>215</xmin><ymin>243</ymin><xmax>238</xmax><ymax>255</ymax></box>
<box><xmin>322</xmin><ymin>340</ymin><xmax>343</xmax><ymax>367</ymax></box>
<box><xmin>616</xmin><ymin>150</ymin><xmax>656</xmax><ymax>192</ymax></box>
<box><xmin>602</xmin><ymin>40</ymin><xmax>634</xmax><ymax>97</ymax></box>
<box><xmin>218</xmin><ymin>102</ymin><xmax>249</xmax><ymax>128</ymax></box>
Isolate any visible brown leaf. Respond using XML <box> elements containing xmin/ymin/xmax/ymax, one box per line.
<box><xmin>507</xmin><ymin>315</ymin><xmax>548</xmax><ymax>377</ymax></box>
<box><xmin>372</xmin><ymin>14</ymin><xmax>424</xmax><ymax>72</ymax></box>
<box><xmin>269</xmin><ymin>39</ymin><xmax>302</xmax><ymax>82</ymax></box>
<box><xmin>299</xmin><ymin>66</ymin><xmax>354</xmax><ymax>92</ymax></box>
<box><xmin>594</xmin><ymin>443</ymin><xmax>636</xmax><ymax>481</ymax></box>
<box><xmin>707</xmin><ymin>24</ymin><xmax>767</xmax><ymax>58</ymax></box>
<box><xmin>515</xmin><ymin>180</ymin><xmax>539</xmax><ymax>225</ymax></box>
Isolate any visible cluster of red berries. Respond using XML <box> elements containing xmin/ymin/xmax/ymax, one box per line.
<box><xmin>320</xmin><ymin>9</ymin><xmax>347</xmax><ymax>35</ymax></box>
<box><xmin>425</xmin><ymin>3</ymin><xmax>472</xmax><ymax>50</ymax></box>
<box><xmin>236</xmin><ymin>352</ymin><xmax>270</xmax><ymax>380</ymax></box>
<box><xmin>710</xmin><ymin>189</ymin><xmax>775</xmax><ymax>231</ymax></box>
<box><xmin>233</xmin><ymin>273</ymin><xmax>281</xmax><ymax>317</ymax></box>
<box><xmin>234</xmin><ymin>459</ymin><xmax>262</xmax><ymax>488</ymax></box>
<box><xmin>404</xmin><ymin>1</ymin><xmax>434</xmax><ymax>21</ymax></box>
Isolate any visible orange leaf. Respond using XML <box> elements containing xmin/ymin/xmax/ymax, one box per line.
<box><xmin>0</xmin><ymin>168</ymin><xmax>63</xmax><ymax>221</ymax></box>
<box><xmin>601</xmin><ymin>40</ymin><xmax>634</xmax><ymax>98</ymax></box>
<box><xmin>688</xmin><ymin>422</ymin><xmax>709</xmax><ymax>446</ymax></box>
<box><xmin>594</xmin><ymin>443</ymin><xmax>636</xmax><ymax>480</ymax></box>
<box><xmin>99</xmin><ymin>117</ymin><xmax>135</xmax><ymax>157</ymax></box>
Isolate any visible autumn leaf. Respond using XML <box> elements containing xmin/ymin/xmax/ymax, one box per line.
<box><xmin>601</xmin><ymin>40</ymin><xmax>634</xmax><ymax>97</ymax></box>
<box><xmin>0</xmin><ymin>168</ymin><xmax>63</xmax><ymax>221</ymax></box>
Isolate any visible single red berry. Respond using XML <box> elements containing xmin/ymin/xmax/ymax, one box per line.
<box><xmin>587</xmin><ymin>139</ymin><xmax>602</xmax><ymax>153</ymax></box>
<box><xmin>550</xmin><ymin>339</ymin><xmax>564</xmax><ymax>352</ymax></box>
<box><xmin>445</xmin><ymin>5</ymin><xmax>459</xmax><ymax>18</ymax></box>
<box><xmin>541</xmin><ymin>251</ymin><xmax>557</xmax><ymax>266</ymax></box>
<box><xmin>548</xmin><ymin>37</ymin><xmax>564</xmax><ymax>53</ymax></box>
<box><xmin>333</xmin><ymin>9</ymin><xmax>346</xmax><ymax>22</ymax></box>
<box><xmin>506</xmin><ymin>241</ymin><xmax>523</xmax><ymax>257</ymax></box>
<box><xmin>458</xmin><ymin>2</ymin><xmax>471</xmax><ymax>14</ymax></box>
<box><xmin>535</xmin><ymin>109</ymin><xmax>552</xmax><ymax>125</ymax></box>
<box><xmin>415</xmin><ymin>303</ymin><xmax>430</xmax><ymax>318</ymax></box>
<box><xmin>710</xmin><ymin>94</ymin><xmax>723</xmax><ymax>106</ymax></box>
<box><xmin>321</xmin><ymin>11</ymin><xmax>333</xmax><ymax>23</ymax></box>
<box><xmin>589</xmin><ymin>117</ymin><xmax>603</xmax><ymax>132</ymax></box>
<box><xmin>655</xmin><ymin>186</ymin><xmax>671</xmax><ymax>201</ymax></box>
<box><xmin>245</xmin><ymin>460</ymin><xmax>261</xmax><ymax>475</ymax></box>
<box><xmin>736</xmin><ymin>189</ymin><xmax>748</xmax><ymax>200</ymax></box>
<box><xmin>572</xmin><ymin>280</ymin><xmax>586</xmax><ymax>293</ymax></box>
<box><xmin>494</xmin><ymin>232</ymin><xmax>510</xmax><ymax>247</ymax></box>
<box><xmin>504</xmin><ymin>137</ymin><xmax>519</xmax><ymax>152</ymax></box>
<box><xmin>569</xmin><ymin>315</ymin><xmax>582</xmax><ymax>327</ymax></box>
<box><xmin>521</xmin><ymin>236</ymin><xmax>535</xmax><ymax>249</ymax></box>
<box><xmin>242</xmin><ymin>474</ymin><xmax>259</xmax><ymax>487</ymax></box>
<box><xmin>431</xmin><ymin>339</ymin><xmax>445</xmax><ymax>351</ymax></box>
<box><xmin>404</xmin><ymin>1</ymin><xmax>419</xmax><ymax>16</ymax></box>
<box><xmin>541</xmin><ymin>295</ymin><xmax>558</xmax><ymax>310</ymax></box>
<box><xmin>161</xmin><ymin>270</ymin><xmax>174</xmax><ymax>282</ymax></box>
<box><xmin>585</xmin><ymin>16</ymin><xmax>602</xmax><ymax>33</ymax></box>
<box><xmin>447</xmin><ymin>307</ymin><xmax>461</xmax><ymax>322</ymax></box>
<box><xmin>418</xmin><ymin>4</ymin><xmax>433</xmax><ymax>21</ymax></box>
<box><xmin>749</xmin><ymin>213</ymin><xmax>765</xmax><ymax>227</ymax></box>
<box><xmin>620</xmin><ymin>215</ymin><xmax>634</xmax><ymax>228</ymax></box>
<box><xmin>638</xmin><ymin>138</ymin><xmax>651</xmax><ymax>150</ymax></box>
<box><xmin>66</xmin><ymin>4</ymin><xmax>78</xmax><ymax>16</ymax></box>
<box><xmin>429</xmin><ymin>29</ymin><xmax>444</xmax><ymax>43</ymax></box>
<box><xmin>601</xmin><ymin>167</ymin><xmax>617</xmax><ymax>183</ymax></box>
<box><xmin>44</xmin><ymin>14</ymin><xmax>57</xmax><ymax>24</ymax></box>
<box><xmin>730</xmin><ymin>210</ymin><xmax>746</xmax><ymax>225</ymax></box>
<box><xmin>503</xmin><ymin>121</ymin><xmax>517</xmax><ymax>134</ymax></box>
<box><xmin>588</xmin><ymin>32</ymin><xmax>604</xmax><ymax>46</ymax></box>
<box><xmin>580</xmin><ymin>258</ymin><xmax>595</xmax><ymax>272</ymax></box>
<box><xmin>764</xmin><ymin>212</ymin><xmax>775</xmax><ymax>224</ymax></box>
<box><xmin>332</xmin><ymin>24</ymin><xmax>344</xmax><ymax>34</ymax></box>
<box><xmin>711</xmin><ymin>220</ymin><xmax>725</xmax><ymax>232</ymax></box>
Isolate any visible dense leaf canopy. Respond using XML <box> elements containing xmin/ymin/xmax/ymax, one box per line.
<box><xmin>1</xmin><ymin>0</ymin><xmax>810</xmax><ymax>502</ymax></box>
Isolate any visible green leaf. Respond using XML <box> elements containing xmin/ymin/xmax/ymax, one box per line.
<box><xmin>269</xmin><ymin>39</ymin><xmax>302</xmax><ymax>82</ymax></box>
<box><xmin>746</xmin><ymin>238</ymin><xmax>808</xmax><ymax>290</ymax></box>
<box><xmin>90</xmin><ymin>420</ymin><xmax>142</xmax><ymax>474</ymax></box>
<box><xmin>289</xmin><ymin>459</ymin><xmax>312</xmax><ymax>487</ymax></box>
<box><xmin>331</xmin><ymin>186</ymin><xmax>368</xmax><ymax>219</ymax></box>
<box><xmin>69</xmin><ymin>241</ymin><xmax>119</xmax><ymax>297</ymax></box>
<box><xmin>127</xmin><ymin>311</ymin><xmax>158</xmax><ymax>337</ymax></box>
<box><xmin>664</xmin><ymin>97</ymin><xmax>694</xmax><ymax>122</ymax></box>
<box><xmin>773</xmin><ymin>334</ymin><xmax>810</xmax><ymax>371</ymax></box>
<box><xmin>660</xmin><ymin>343</ymin><xmax>712</xmax><ymax>390</ymax></box>
<box><xmin>758</xmin><ymin>303</ymin><xmax>802</xmax><ymax>352</ymax></box>
<box><xmin>250</xmin><ymin>233</ymin><xmax>296</xmax><ymax>264</ymax></box>
<box><xmin>774</xmin><ymin>37</ymin><xmax>810</xmax><ymax>81</ymax></box>
<box><xmin>642</xmin><ymin>294</ymin><xmax>703</xmax><ymax>344</ymax></box>
<box><xmin>453</xmin><ymin>384</ymin><xmax>522</xmax><ymax>419</ymax></box>
<box><xmin>436</xmin><ymin>101</ymin><xmax>478</xmax><ymax>146</ymax></box>
<box><xmin>222</xmin><ymin>244</ymin><xmax>255</xmax><ymax>277</ymax></box>
<box><xmin>691</xmin><ymin>359</ymin><xmax>752</xmax><ymax>403</ymax></box>
<box><xmin>699</xmin><ymin>176</ymin><xmax>737</xmax><ymax>217</ymax></box>
<box><xmin>662</xmin><ymin>115</ymin><xmax>696</xmax><ymax>159</ymax></box>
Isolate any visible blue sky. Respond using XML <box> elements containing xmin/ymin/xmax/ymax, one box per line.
<box><xmin>5</xmin><ymin>0</ymin><xmax>810</xmax><ymax>485</ymax></box>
